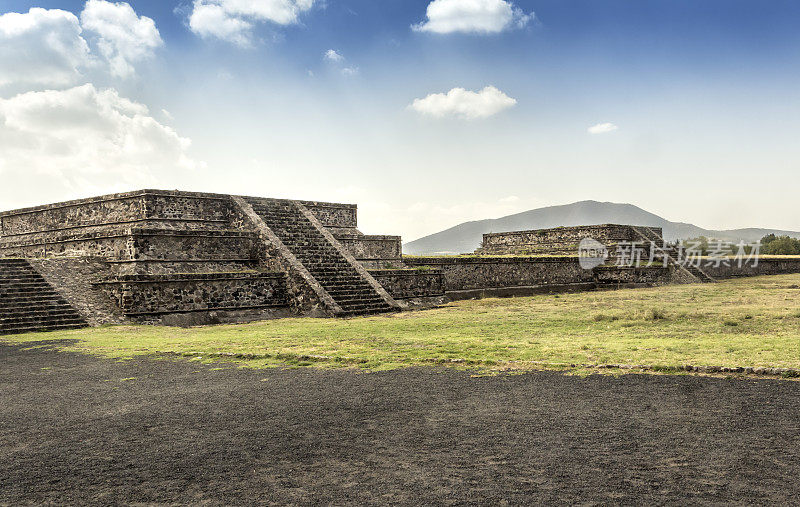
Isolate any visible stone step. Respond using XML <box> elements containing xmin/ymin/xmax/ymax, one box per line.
<box><xmin>337</xmin><ymin>306</ymin><xmax>395</xmax><ymax>317</ymax></box>
<box><xmin>309</xmin><ymin>270</ymin><xmax>362</xmax><ymax>278</ymax></box>
<box><xmin>324</xmin><ymin>285</ymin><xmax>375</xmax><ymax>293</ymax></box>
<box><xmin>0</xmin><ymin>265</ymin><xmax>39</xmax><ymax>270</ymax></box>
<box><xmin>337</xmin><ymin>298</ymin><xmax>392</xmax><ymax>308</ymax></box>
<box><xmin>0</xmin><ymin>282</ymin><xmax>54</xmax><ymax>290</ymax></box>
<box><xmin>305</xmin><ymin>266</ymin><xmax>353</xmax><ymax>272</ymax></box>
<box><xmin>247</xmin><ymin>199</ymin><xmax>392</xmax><ymax>316</ymax></box>
<box><xmin>0</xmin><ymin>297</ymin><xmax>69</xmax><ymax>308</ymax></box>
<box><xmin>324</xmin><ymin>288</ymin><xmax>379</xmax><ymax>296</ymax></box>
<box><xmin>323</xmin><ymin>277</ymin><xmax>371</xmax><ymax>284</ymax></box>
<box><xmin>0</xmin><ymin>270</ymin><xmax>39</xmax><ymax>277</ymax></box>
<box><xmin>0</xmin><ymin>280</ymin><xmax>55</xmax><ymax>288</ymax></box>
<box><xmin>324</xmin><ymin>283</ymin><xmax>375</xmax><ymax>291</ymax></box>
<box><xmin>0</xmin><ymin>322</ymin><xmax>87</xmax><ymax>335</ymax></box>
<box><xmin>0</xmin><ymin>313</ymin><xmax>84</xmax><ymax>325</ymax></box>
<box><xmin>0</xmin><ymin>306</ymin><xmax>77</xmax><ymax>317</ymax></box>
<box><xmin>335</xmin><ymin>299</ymin><xmax>388</xmax><ymax>307</ymax></box>
<box><xmin>0</xmin><ymin>289</ymin><xmax>61</xmax><ymax>298</ymax></box>
<box><xmin>0</xmin><ymin>259</ymin><xmax>88</xmax><ymax>333</ymax></box>
<box><xmin>324</xmin><ymin>286</ymin><xmax>374</xmax><ymax>294</ymax></box>
<box><xmin>0</xmin><ymin>278</ymin><xmax>52</xmax><ymax>290</ymax></box>
<box><xmin>0</xmin><ymin>294</ymin><xmax>68</xmax><ymax>304</ymax></box>
<box><xmin>0</xmin><ymin>276</ymin><xmax>47</xmax><ymax>283</ymax></box>
<box><xmin>0</xmin><ymin>315</ymin><xmax>85</xmax><ymax>327</ymax></box>
<box><xmin>0</xmin><ymin>301</ymin><xmax>74</xmax><ymax>312</ymax></box>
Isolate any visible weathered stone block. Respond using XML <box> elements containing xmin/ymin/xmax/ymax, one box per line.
<box><xmin>96</xmin><ymin>272</ymin><xmax>290</xmax><ymax>315</ymax></box>
<box><xmin>368</xmin><ymin>268</ymin><xmax>445</xmax><ymax>299</ymax></box>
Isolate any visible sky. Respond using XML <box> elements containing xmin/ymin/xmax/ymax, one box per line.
<box><xmin>1</xmin><ymin>0</ymin><xmax>799</xmax><ymax>241</ymax></box>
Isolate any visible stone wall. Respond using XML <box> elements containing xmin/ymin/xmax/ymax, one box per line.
<box><xmin>0</xmin><ymin>227</ymin><xmax>258</xmax><ymax>266</ymax></box>
<box><xmin>404</xmin><ymin>255</ymin><xmax>676</xmax><ymax>292</ymax></box>
<box><xmin>477</xmin><ymin>224</ymin><xmax>663</xmax><ymax>256</ymax></box>
<box><xmin>404</xmin><ymin>256</ymin><xmax>596</xmax><ymax>291</ymax></box>
<box><xmin>28</xmin><ymin>257</ymin><xmax>123</xmax><ymax>326</ymax></box>
<box><xmin>0</xmin><ymin>192</ymin><xmax>146</xmax><ymax>236</ymax></box>
<box><xmin>0</xmin><ymin>190</ymin><xmax>238</xmax><ymax>238</ymax></box>
<box><xmin>336</xmin><ymin>234</ymin><xmax>403</xmax><ymax>268</ymax></box>
<box><xmin>368</xmin><ymin>269</ymin><xmax>445</xmax><ymax>299</ymax></box>
<box><xmin>299</xmin><ymin>200</ymin><xmax>358</xmax><ymax>231</ymax></box>
<box><xmin>96</xmin><ymin>272</ymin><xmax>289</xmax><ymax>316</ymax></box>
<box><xmin>593</xmin><ymin>266</ymin><xmax>672</xmax><ymax>285</ymax></box>
<box><xmin>702</xmin><ymin>258</ymin><xmax>800</xmax><ymax>279</ymax></box>
<box><xmin>109</xmin><ymin>260</ymin><xmax>257</xmax><ymax>276</ymax></box>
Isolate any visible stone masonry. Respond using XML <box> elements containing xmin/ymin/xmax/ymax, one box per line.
<box><xmin>0</xmin><ymin>190</ymin><xmax>443</xmax><ymax>333</ymax></box>
<box><xmin>5</xmin><ymin>193</ymin><xmax>792</xmax><ymax>334</ymax></box>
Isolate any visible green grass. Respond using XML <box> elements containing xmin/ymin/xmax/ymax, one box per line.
<box><xmin>4</xmin><ymin>274</ymin><xmax>800</xmax><ymax>373</ymax></box>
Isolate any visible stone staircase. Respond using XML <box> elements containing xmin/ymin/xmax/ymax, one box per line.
<box><xmin>0</xmin><ymin>259</ymin><xmax>88</xmax><ymax>335</ymax></box>
<box><xmin>244</xmin><ymin>198</ymin><xmax>397</xmax><ymax>317</ymax></box>
<box><xmin>632</xmin><ymin>226</ymin><xmax>715</xmax><ymax>283</ymax></box>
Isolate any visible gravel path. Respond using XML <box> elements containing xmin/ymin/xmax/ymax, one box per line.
<box><xmin>1</xmin><ymin>340</ymin><xmax>799</xmax><ymax>504</ymax></box>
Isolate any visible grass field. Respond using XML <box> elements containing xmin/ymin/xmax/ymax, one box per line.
<box><xmin>4</xmin><ymin>274</ymin><xmax>800</xmax><ymax>373</ymax></box>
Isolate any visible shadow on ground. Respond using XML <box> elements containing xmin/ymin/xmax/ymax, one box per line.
<box><xmin>1</xmin><ymin>341</ymin><xmax>798</xmax><ymax>504</ymax></box>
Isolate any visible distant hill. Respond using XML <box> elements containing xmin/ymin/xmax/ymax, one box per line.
<box><xmin>403</xmin><ymin>200</ymin><xmax>800</xmax><ymax>255</ymax></box>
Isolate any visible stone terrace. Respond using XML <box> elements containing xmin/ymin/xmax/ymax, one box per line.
<box><xmin>0</xmin><ymin>190</ymin><xmax>444</xmax><ymax>332</ymax></box>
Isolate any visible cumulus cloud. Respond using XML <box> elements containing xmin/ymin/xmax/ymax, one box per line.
<box><xmin>410</xmin><ymin>86</ymin><xmax>517</xmax><ymax>120</ymax></box>
<box><xmin>0</xmin><ymin>2</ymin><xmax>161</xmax><ymax>87</ymax></box>
<box><xmin>324</xmin><ymin>49</ymin><xmax>343</xmax><ymax>62</ymax></box>
<box><xmin>188</xmin><ymin>0</ymin><xmax>315</xmax><ymax>46</ymax></box>
<box><xmin>0</xmin><ymin>84</ymin><xmax>202</xmax><ymax>207</ymax></box>
<box><xmin>413</xmin><ymin>0</ymin><xmax>533</xmax><ymax>34</ymax></box>
<box><xmin>588</xmin><ymin>122</ymin><xmax>619</xmax><ymax>134</ymax></box>
<box><xmin>80</xmin><ymin>0</ymin><xmax>163</xmax><ymax>78</ymax></box>
<box><xmin>0</xmin><ymin>8</ymin><xmax>92</xmax><ymax>87</ymax></box>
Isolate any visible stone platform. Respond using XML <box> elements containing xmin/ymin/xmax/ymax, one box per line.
<box><xmin>0</xmin><ymin>190</ymin><xmax>444</xmax><ymax>333</ymax></box>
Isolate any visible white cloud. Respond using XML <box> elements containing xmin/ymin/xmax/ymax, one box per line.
<box><xmin>0</xmin><ymin>84</ymin><xmax>202</xmax><ymax>207</ymax></box>
<box><xmin>324</xmin><ymin>49</ymin><xmax>343</xmax><ymax>62</ymax></box>
<box><xmin>499</xmin><ymin>195</ymin><xmax>519</xmax><ymax>203</ymax></box>
<box><xmin>0</xmin><ymin>3</ymin><xmax>162</xmax><ymax>87</ymax></box>
<box><xmin>0</xmin><ymin>8</ymin><xmax>92</xmax><ymax>87</ymax></box>
<box><xmin>412</xmin><ymin>0</ymin><xmax>533</xmax><ymax>34</ymax></box>
<box><xmin>323</xmin><ymin>49</ymin><xmax>357</xmax><ymax>76</ymax></box>
<box><xmin>80</xmin><ymin>0</ymin><xmax>163</xmax><ymax>78</ymax></box>
<box><xmin>588</xmin><ymin>122</ymin><xmax>619</xmax><ymax>134</ymax></box>
<box><xmin>188</xmin><ymin>0</ymin><xmax>315</xmax><ymax>46</ymax></box>
<box><xmin>410</xmin><ymin>85</ymin><xmax>517</xmax><ymax>120</ymax></box>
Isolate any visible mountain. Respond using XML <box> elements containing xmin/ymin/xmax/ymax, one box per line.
<box><xmin>402</xmin><ymin>200</ymin><xmax>800</xmax><ymax>255</ymax></box>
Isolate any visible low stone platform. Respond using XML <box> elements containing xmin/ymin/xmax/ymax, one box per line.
<box><xmin>475</xmin><ymin>224</ymin><xmax>664</xmax><ymax>256</ymax></box>
<box><xmin>403</xmin><ymin>255</ymin><xmax>674</xmax><ymax>295</ymax></box>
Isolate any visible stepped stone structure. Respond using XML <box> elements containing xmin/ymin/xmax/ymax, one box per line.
<box><xmin>477</xmin><ymin>224</ymin><xmax>662</xmax><ymax>256</ymax></box>
<box><xmin>475</xmin><ymin>224</ymin><xmax>715</xmax><ymax>283</ymax></box>
<box><xmin>405</xmin><ymin>224</ymin><xmax>725</xmax><ymax>299</ymax></box>
<box><xmin>0</xmin><ymin>190</ymin><xmax>444</xmax><ymax>334</ymax></box>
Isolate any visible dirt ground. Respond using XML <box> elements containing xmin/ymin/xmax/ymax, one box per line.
<box><xmin>1</xmin><ymin>340</ymin><xmax>799</xmax><ymax>505</ymax></box>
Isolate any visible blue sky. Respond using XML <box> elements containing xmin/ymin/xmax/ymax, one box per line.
<box><xmin>1</xmin><ymin>0</ymin><xmax>799</xmax><ymax>240</ymax></box>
